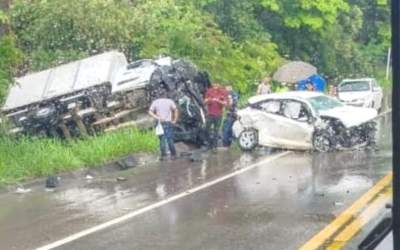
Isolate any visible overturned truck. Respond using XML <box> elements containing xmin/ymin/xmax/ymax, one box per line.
<box><xmin>1</xmin><ymin>51</ymin><xmax>210</xmax><ymax>143</ymax></box>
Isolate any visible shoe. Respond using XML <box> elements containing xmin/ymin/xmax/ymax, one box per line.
<box><xmin>159</xmin><ymin>156</ymin><xmax>167</xmax><ymax>161</ymax></box>
<box><xmin>171</xmin><ymin>155</ymin><xmax>178</xmax><ymax>160</ymax></box>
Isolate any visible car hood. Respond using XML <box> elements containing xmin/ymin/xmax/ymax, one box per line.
<box><xmin>338</xmin><ymin>91</ymin><xmax>371</xmax><ymax>101</ymax></box>
<box><xmin>319</xmin><ymin>106</ymin><xmax>377</xmax><ymax>128</ymax></box>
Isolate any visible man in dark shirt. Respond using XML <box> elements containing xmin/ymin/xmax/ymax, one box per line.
<box><xmin>204</xmin><ymin>83</ymin><xmax>228</xmax><ymax>149</ymax></box>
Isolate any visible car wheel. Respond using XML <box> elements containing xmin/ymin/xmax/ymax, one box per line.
<box><xmin>238</xmin><ymin>128</ymin><xmax>258</xmax><ymax>151</ymax></box>
<box><xmin>313</xmin><ymin>131</ymin><xmax>333</xmax><ymax>153</ymax></box>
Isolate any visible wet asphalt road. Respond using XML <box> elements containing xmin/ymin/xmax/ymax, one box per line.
<box><xmin>0</xmin><ymin>114</ymin><xmax>392</xmax><ymax>250</ymax></box>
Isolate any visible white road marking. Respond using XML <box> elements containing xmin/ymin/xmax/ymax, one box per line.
<box><xmin>36</xmin><ymin>151</ymin><xmax>292</xmax><ymax>250</ymax></box>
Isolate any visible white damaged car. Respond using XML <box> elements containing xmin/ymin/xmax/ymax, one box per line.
<box><xmin>233</xmin><ymin>92</ymin><xmax>378</xmax><ymax>152</ymax></box>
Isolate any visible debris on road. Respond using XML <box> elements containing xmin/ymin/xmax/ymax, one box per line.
<box><xmin>333</xmin><ymin>201</ymin><xmax>344</xmax><ymax>207</ymax></box>
<box><xmin>45</xmin><ymin>176</ymin><xmax>60</xmax><ymax>188</ymax></box>
<box><xmin>15</xmin><ymin>187</ymin><xmax>31</xmax><ymax>194</ymax></box>
<box><xmin>116</xmin><ymin>155</ymin><xmax>138</xmax><ymax>170</ymax></box>
<box><xmin>85</xmin><ymin>174</ymin><xmax>94</xmax><ymax>180</ymax></box>
<box><xmin>116</xmin><ymin>177</ymin><xmax>128</xmax><ymax>182</ymax></box>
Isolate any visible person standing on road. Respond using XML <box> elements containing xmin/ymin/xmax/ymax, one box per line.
<box><xmin>149</xmin><ymin>92</ymin><xmax>179</xmax><ymax>161</ymax></box>
<box><xmin>222</xmin><ymin>85</ymin><xmax>240</xmax><ymax>148</ymax></box>
<box><xmin>257</xmin><ymin>77</ymin><xmax>272</xmax><ymax>95</ymax></box>
<box><xmin>204</xmin><ymin>83</ymin><xmax>228</xmax><ymax>150</ymax></box>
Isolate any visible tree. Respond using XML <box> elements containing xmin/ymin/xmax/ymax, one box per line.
<box><xmin>193</xmin><ymin>0</ymin><xmax>266</xmax><ymax>41</ymax></box>
<box><xmin>0</xmin><ymin>7</ymin><xmax>23</xmax><ymax>103</ymax></box>
<box><xmin>254</xmin><ymin>0</ymin><xmax>389</xmax><ymax>81</ymax></box>
<box><xmin>9</xmin><ymin>0</ymin><xmax>282</xmax><ymax>93</ymax></box>
<box><xmin>127</xmin><ymin>0</ymin><xmax>282</xmax><ymax>92</ymax></box>
<box><xmin>259</xmin><ymin>0</ymin><xmax>349</xmax><ymax>31</ymax></box>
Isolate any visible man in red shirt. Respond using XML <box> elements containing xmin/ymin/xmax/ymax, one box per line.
<box><xmin>204</xmin><ymin>83</ymin><xmax>228</xmax><ymax>149</ymax></box>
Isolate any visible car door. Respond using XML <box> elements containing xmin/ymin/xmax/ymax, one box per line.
<box><xmin>250</xmin><ymin>99</ymin><xmax>289</xmax><ymax>148</ymax></box>
<box><xmin>252</xmin><ymin>99</ymin><xmax>314</xmax><ymax>150</ymax></box>
<box><xmin>274</xmin><ymin>99</ymin><xmax>314</xmax><ymax>149</ymax></box>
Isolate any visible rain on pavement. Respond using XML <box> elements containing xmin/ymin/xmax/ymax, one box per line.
<box><xmin>0</xmin><ymin>114</ymin><xmax>392</xmax><ymax>250</ymax></box>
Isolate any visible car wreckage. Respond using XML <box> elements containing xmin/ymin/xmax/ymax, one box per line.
<box><xmin>233</xmin><ymin>92</ymin><xmax>378</xmax><ymax>152</ymax></box>
<box><xmin>0</xmin><ymin>51</ymin><xmax>210</xmax><ymax>144</ymax></box>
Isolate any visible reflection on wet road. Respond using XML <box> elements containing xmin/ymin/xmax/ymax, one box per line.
<box><xmin>0</xmin><ymin>115</ymin><xmax>392</xmax><ymax>250</ymax></box>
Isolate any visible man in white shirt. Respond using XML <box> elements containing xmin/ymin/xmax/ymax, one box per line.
<box><xmin>149</xmin><ymin>93</ymin><xmax>179</xmax><ymax>160</ymax></box>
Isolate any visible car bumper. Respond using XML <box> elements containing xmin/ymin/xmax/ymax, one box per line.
<box><xmin>342</xmin><ymin>100</ymin><xmax>372</xmax><ymax>108</ymax></box>
<box><xmin>232</xmin><ymin>121</ymin><xmax>244</xmax><ymax>138</ymax></box>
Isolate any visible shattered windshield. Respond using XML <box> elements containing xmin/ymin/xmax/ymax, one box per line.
<box><xmin>307</xmin><ymin>96</ymin><xmax>344</xmax><ymax>112</ymax></box>
<box><xmin>339</xmin><ymin>81</ymin><xmax>370</xmax><ymax>92</ymax></box>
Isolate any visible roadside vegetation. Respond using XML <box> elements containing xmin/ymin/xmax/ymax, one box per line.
<box><xmin>0</xmin><ymin>129</ymin><xmax>158</xmax><ymax>184</ymax></box>
<box><xmin>0</xmin><ymin>0</ymin><xmax>391</xmax><ymax>184</ymax></box>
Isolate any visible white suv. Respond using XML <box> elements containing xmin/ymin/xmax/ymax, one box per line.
<box><xmin>338</xmin><ymin>78</ymin><xmax>383</xmax><ymax>111</ymax></box>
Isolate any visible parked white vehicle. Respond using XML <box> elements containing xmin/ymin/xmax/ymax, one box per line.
<box><xmin>337</xmin><ymin>78</ymin><xmax>383</xmax><ymax>111</ymax></box>
<box><xmin>233</xmin><ymin>92</ymin><xmax>378</xmax><ymax>152</ymax></box>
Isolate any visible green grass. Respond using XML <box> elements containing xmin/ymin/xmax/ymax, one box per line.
<box><xmin>0</xmin><ymin>129</ymin><xmax>158</xmax><ymax>184</ymax></box>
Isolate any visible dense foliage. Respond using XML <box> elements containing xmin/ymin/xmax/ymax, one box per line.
<box><xmin>0</xmin><ymin>0</ymin><xmax>391</xmax><ymax>99</ymax></box>
<box><xmin>196</xmin><ymin>0</ymin><xmax>390</xmax><ymax>83</ymax></box>
<box><xmin>0</xmin><ymin>8</ymin><xmax>22</xmax><ymax>102</ymax></box>
<box><xmin>7</xmin><ymin>0</ymin><xmax>282</xmax><ymax>93</ymax></box>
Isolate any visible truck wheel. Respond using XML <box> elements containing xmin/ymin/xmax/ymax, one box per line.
<box><xmin>238</xmin><ymin>128</ymin><xmax>258</xmax><ymax>151</ymax></box>
<box><xmin>313</xmin><ymin>131</ymin><xmax>333</xmax><ymax>153</ymax></box>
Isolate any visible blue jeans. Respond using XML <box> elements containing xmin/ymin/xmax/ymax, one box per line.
<box><xmin>222</xmin><ymin>115</ymin><xmax>235</xmax><ymax>147</ymax></box>
<box><xmin>159</xmin><ymin>122</ymin><xmax>177</xmax><ymax>157</ymax></box>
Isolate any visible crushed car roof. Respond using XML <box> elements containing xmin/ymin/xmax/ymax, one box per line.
<box><xmin>2</xmin><ymin>51</ymin><xmax>127</xmax><ymax>111</ymax></box>
<box><xmin>248</xmin><ymin>91</ymin><xmax>323</xmax><ymax>104</ymax></box>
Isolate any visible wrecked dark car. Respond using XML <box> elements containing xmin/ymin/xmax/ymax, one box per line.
<box><xmin>1</xmin><ymin>51</ymin><xmax>210</xmax><ymax>144</ymax></box>
<box><xmin>232</xmin><ymin>91</ymin><xmax>378</xmax><ymax>152</ymax></box>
